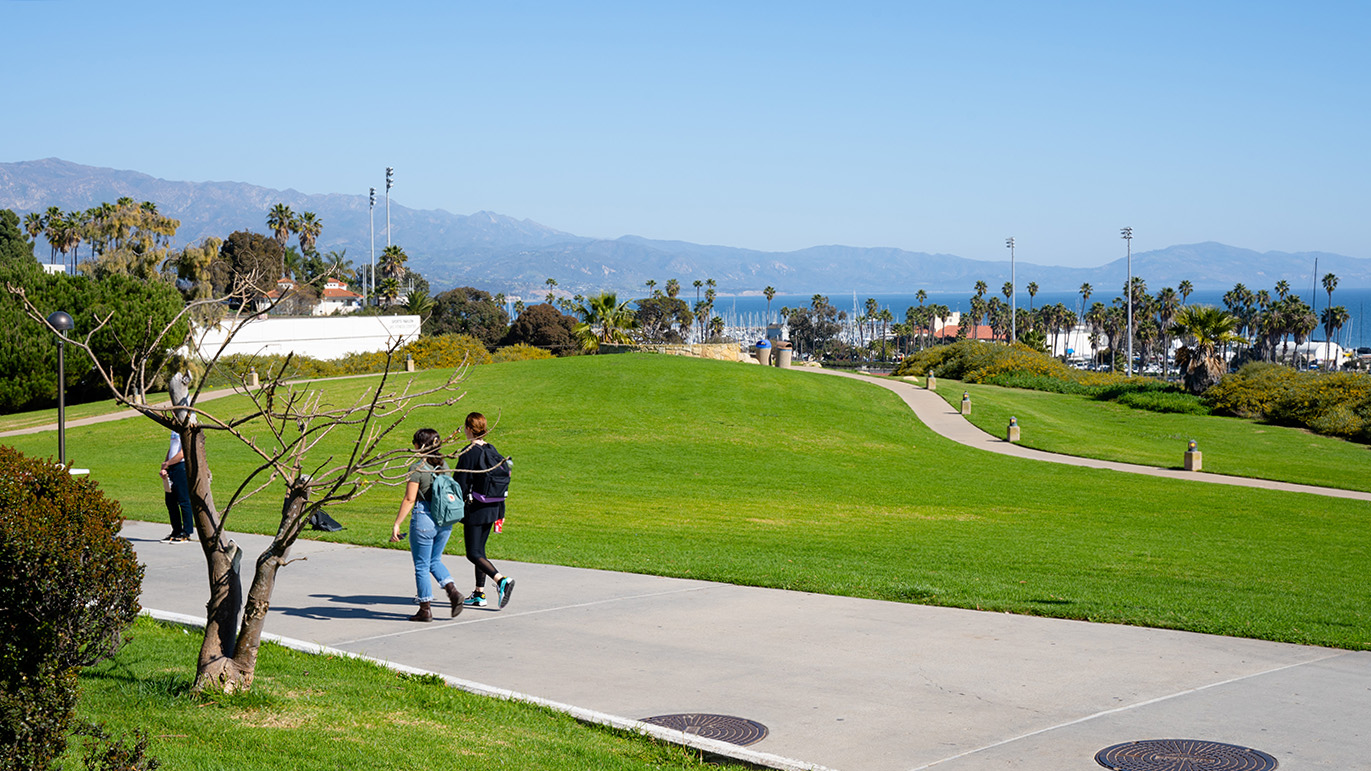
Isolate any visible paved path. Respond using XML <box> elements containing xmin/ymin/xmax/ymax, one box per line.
<box><xmin>810</xmin><ymin>368</ymin><xmax>1371</xmax><ymax>502</ymax></box>
<box><xmin>128</xmin><ymin>519</ymin><xmax>1369</xmax><ymax>771</ymax></box>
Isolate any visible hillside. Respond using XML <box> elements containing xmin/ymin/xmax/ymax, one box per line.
<box><xmin>3</xmin><ymin>158</ymin><xmax>1369</xmax><ymax>296</ymax></box>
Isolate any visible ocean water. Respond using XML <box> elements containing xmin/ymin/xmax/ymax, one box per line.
<box><xmin>711</xmin><ymin>288</ymin><xmax>1371</xmax><ymax>351</ymax></box>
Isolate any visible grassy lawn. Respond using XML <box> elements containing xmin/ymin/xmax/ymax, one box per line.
<box><xmin>6</xmin><ymin>354</ymin><xmax>1369</xmax><ymax>650</ymax></box>
<box><xmin>919</xmin><ymin>376</ymin><xmax>1371</xmax><ymax>492</ymax></box>
<box><xmin>73</xmin><ymin>616</ymin><xmax>748</xmax><ymax>771</ymax></box>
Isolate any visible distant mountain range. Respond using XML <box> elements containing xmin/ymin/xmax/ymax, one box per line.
<box><xmin>3</xmin><ymin>158</ymin><xmax>1369</xmax><ymax>297</ymax></box>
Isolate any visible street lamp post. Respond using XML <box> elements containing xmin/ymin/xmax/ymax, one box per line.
<box><xmin>1121</xmin><ymin>226</ymin><xmax>1133</xmax><ymax>377</ymax></box>
<box><xmin>1005</xmin><ymin>237</ymin><xmax>1016</xmax><ymax>344</ymax></box>
<box><xmin>47</xmin><ymin>310</ymin><xmax>74</xmax><ymax>467</ymax></box>
<box><xmin>368</xmin><ymin>187</ymin><xmax>376</xmax><ymax>307</ymax></box>
<box><xmin>385</xmin><ymin>167</ymin><xmax>394</xmax><ymax>249</ymax></box>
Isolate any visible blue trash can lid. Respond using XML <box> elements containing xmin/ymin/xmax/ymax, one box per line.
<box><xmin>756</xmin><ymin>340</ymin><xmax>771</xmax><ymax>347</ymax></box>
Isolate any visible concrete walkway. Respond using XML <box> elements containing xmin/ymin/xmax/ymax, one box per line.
<box><xmin>127</xmin><ymin>519</ymin><xmax>1369</xmax><ymax>771</ymax></box>
<box><xmin>811</xmin><ymin>368</ymin><xmax>1371</xmax><ymax>502</ymax></box>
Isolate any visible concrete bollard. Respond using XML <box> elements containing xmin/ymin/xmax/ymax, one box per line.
<box><xmin>927</xmin><ymin>371</ymin><xmax>937</xmax><ymax>390</ymax></box>
<box><xmin>1184</xmin><ymin>439</ymin><xmax>1202</xmax><ymax>471</ymax></box>
<box><xmin>1006</xmin><ymin>416</ymin><xmax>1020</xmax><ymax>443</ymax></box>
<box><xmin>960</xmin><ymin>391</ymin><xmax>971</xmax><ymax>415</ymax></box>
<box><xmin>246</xmin><ymin>368</ymin><xmax>259</xmax><ymax>388</ymax></box>
<box><xmin>405</xmin><ymin>354</ymin><xmax>415</xmax><ymax>373</ymax></box>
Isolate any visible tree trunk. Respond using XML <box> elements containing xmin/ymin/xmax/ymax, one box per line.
<box><xmin>184</xmin><ymin>425</ymin><xmax>312</xmax><ymax>695</ymax></box>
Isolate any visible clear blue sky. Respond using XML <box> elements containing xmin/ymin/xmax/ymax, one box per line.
<box><xmin>3</xmin><ymin>1</ymin><xmax>1367</xmax><ymax>267</ymax></box>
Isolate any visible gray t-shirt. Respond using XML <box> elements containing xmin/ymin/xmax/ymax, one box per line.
<box><xmin>408</xmin><ymin>460</ymin><xmax>448</xmax><ymax>501</ymax></box>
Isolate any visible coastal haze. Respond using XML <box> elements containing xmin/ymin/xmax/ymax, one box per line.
<box><xmin>4</xmin><ymin>158</ymin><xmax>1369</xmax><ymax>300</ymax></box>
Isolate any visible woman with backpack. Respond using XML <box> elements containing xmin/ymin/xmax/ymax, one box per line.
<box><xmin>456</xmin><ymin>412</ymin><xmax>516</xmax><ymax>610</ymax></box>
<box><xmin>390</xmin><ymin>427</ymin><xmax>464</xmax><ymax>622</ymax></box>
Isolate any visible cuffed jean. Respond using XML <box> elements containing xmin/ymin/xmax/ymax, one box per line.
<box><xmin>408</xmin><ymin>500</ymin><xmax>455</xmax><ymax>603</ymax></box>
<box><xmin>165</xmin><ymin>461</ymin><xmax>194</xmax><ymax>537</ymax></box>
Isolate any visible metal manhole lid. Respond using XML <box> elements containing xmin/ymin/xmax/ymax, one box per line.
<box><xmin>640</xmin><ymin>713</ymin><xmax>769</xmax><ymax>746</ymax></box>
<box><xmin>1096</xmin><ymin>739</ymin><xmax>1278</xmax><ymax>770</ymax></box>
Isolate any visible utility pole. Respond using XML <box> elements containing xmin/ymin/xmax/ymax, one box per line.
<box><xmin>368</xmin><ymin>187</ymin><xmax>375</xmax><ymax>306</ymax></box>
<box><xmin>1006</xmin><ymin>237</ymin><xmax>1016</xmax><ymax>344</ymax></box>
<box><xmin>385</xmin><ymin>167</ymin><xmax>394</xmax><ymax>248</ymax></box>
<box><xmin>1121</xmin><ymin>226</ymin><xmax>1133</xmax><ymax>377</ymax></box>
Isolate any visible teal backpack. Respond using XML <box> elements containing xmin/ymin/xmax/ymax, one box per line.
<box><xmin>428</xmin><ymin>468</ymin><xmax>465</xmax><ymax>527</ymax></box>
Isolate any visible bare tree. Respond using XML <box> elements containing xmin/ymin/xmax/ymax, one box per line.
<box><xmin>8</xmin><ymin>277</ymin><xmax>466</xmax><ymax>693</ymax></box>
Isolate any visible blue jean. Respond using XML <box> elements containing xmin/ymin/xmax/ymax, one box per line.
<box><xmin>408</xmin><ymin>500</ymin><xmax>454</xmax><ymax>603</ymax></box>
<box><xmin>164</xmin><ymin>461</ymin><xmax>194</xmax><ymax>537</ymax></box>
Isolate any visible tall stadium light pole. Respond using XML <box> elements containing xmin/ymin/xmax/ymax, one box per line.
<box><xmin>385</xmin><ymin>167</ymin><xmax>394</xmax><ymax>248</ymax></box>
<box><xmin>368</xmin><ymin>187</ymin><xmax>376</xmax><ymax>306</ymax></box>
<box><xmin>1121</xmin><ymin>226</ymin><xmax>1133</xmax><ymax>377</ymax></box>
<box><xmin>1006</xmin><ymin>237</ymin><xmax>1016</xmax><ymax>344</ymax></box>
<box><xmin>47</xmin><ymin>310</ymin><xmax>74</xmax><ymax>467</ymax></box>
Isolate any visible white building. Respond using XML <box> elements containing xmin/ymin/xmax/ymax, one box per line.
<box><xmin>191</xmin><ymin>315</ymin><xmax>422</xmax><ymax>361</ymax></box>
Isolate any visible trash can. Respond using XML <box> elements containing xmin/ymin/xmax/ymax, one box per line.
<box><xmin>775</xmin><ymin>344</ymin><xmax>793</xmax><ymax>368</ymax></box>
<box><xmin>754</xmin><ymin>339</ymin><xmax>772</xmax><ymax>366</ymax></box>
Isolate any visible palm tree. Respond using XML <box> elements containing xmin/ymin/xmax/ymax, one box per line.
<box><xmin>1322</xmin><ymin>272</ymin><xmax>1339</xmax><ymax>320</ymax></box>
<box><xmin>295</xmin><ymin>211</ymin><xmax>323</xmax><ymax>254</ymax></box>
<box><xmin>1078</xmin><ymin>282</ymin><xmax>1092</xmax><ymax>317</ymax></box>
<box><xmin>1177</xmin><ymin>280</ymin><xmax>1194</xmax><ymax>306</ymax></box>
<box><xmin>1170</xmin><ymin>305</ymin><xmax>1242</xmax><ymax>393</ymax></box>
<box><xmin>974</xmin><ymin>280</ymin><xmax>988</xmax><ymax>299</ymax></box>
<box><xmin>764</xmin><ymin>286</ymin><xmax>776</xmax><ymax>320</ymax></box>
<box><xmin>377</xmin><ymin>277</ymin><xmax>400</xmax><ymax>307</ymax></box>
<box><xmin>266</xmin><ymin>203</ymin><xmax>295</xmax><ymax>247</ymax></box>
<box><xmin>403</xmin><ymin>288</ymin><xmax>435</xmax><ymax>317</ymax></box>
<box><xmin>1154</xmin><ymin>287</ymin><xmax>1180</xmax><ymax>379</ymax></box>
<box><xmin>574</xmin><ymin>292</ymin><xmax>639</xmax><ymax>352</ymax></box>
<box><xmin>665</xmin><ymin>278</ymin><xmax>680</xmax><ymax>299</ymax></box>
<box><xmin>545</xmin><ymin>277</ymin><xmax>558</xmax><ymax>304</ymax></box>
<box><xmin>1274</xmin><ymin>279</ymin><xmax>1291</xmax><ymax>301</ymax></box>
<box><xmin>267</xmin><ymin>203</ymin><xmax>296</xmax><ymax>277</ymax></box>
<box><xmin>1026</xmin><ymin>281</ymin><xmax>1039</xmax><ymax>311</ymax></box>
<box><xmin>693</xmin><ymin>279</ymin><xmax>703</xmax><ymax>306</ymax></box>
<box><xmin>645</xmin><ymin>279</ymin><xmax>657</xmax><ymax>297</ymax></box>
<box><xmin>877</xmin><ymin>308</ymin><xmax>893</xmax><ymax>361</ymax></box>
<box><xmin>916</xmin><ymin>289</ymin><xmax>927</xmax><ymax>307</ymax></box>
<box><xmin>379</xmin><ymin>245</ymin><xmax>408</xmax><ymax>281</ymax></box>
<box><xmin>1321</xmin><ymin>305</ymin><xmax>1349</xmax><ymax>369</ymax></box>
<box><xmin>23</xmin><ymin>211</ymin><xmax>44</xmax><ymax>245</ymax></box>
<box><xmin>324</xmin><ymin>249</ymin><xmax>353</xmax><ymax>284</ymax></box>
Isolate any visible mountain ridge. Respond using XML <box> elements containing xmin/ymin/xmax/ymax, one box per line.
<box><xmin>3</xmin><ymin>158</ymin><xmax>1368</xmax><ymax>297</ymax></box>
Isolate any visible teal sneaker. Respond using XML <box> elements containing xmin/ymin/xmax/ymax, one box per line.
<box><xmin>462</xmin><ymin>592</ymin><xmax>487</xmax><ymax>608</ymax></box>
<box><xmin>496</xmin><ymin>576</ymin><xmax>515</xmax><ymax>609</ymax></box>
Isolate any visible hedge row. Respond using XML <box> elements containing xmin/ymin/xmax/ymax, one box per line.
<box><xmin>1204</xmin><ymin>363</ymin><xmax>1371</xmax><ymax>441</ymax></box>
<box><xmin>200</xmin><ymin>334</ymin><xmax>552</xmax><ymax>388</ymax></box>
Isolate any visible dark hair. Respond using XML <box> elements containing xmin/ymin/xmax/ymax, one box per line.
<box><xmin>464</xmin><ymin>412</ymin><xmax>487</xmax><ymax>439</ymax></box>
<box><xmin>412</xmin><ymin>427</ymin><xmax>442</xmax><ymax>467</ymax></box>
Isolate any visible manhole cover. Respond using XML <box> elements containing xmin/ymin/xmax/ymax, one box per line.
<box><xmin>1096</xmin><ymin>739</ymin><xmax>1278</xmax><ymax>770</ymax></box>
<box><xmin>640</xmin><ymin>713</ymin><xmax>768</xmax><ymax>746</ymax></box>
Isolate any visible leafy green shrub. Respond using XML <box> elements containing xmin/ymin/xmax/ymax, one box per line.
<box><xmin>203</xmin><ymin>334</ymin><xmax>498</xmax><ymax>387</ymax></box>
<box><xmin>1272</xmin><ymin>371</ymin><xmax>1371</xmax><ymax>442</ymax></box>
<box><xmin>1116</xmin><ymin>390</ymin><xmax>1210</xmax><ymax>415</ymax></box>
<box><xmin>0</xmin><ymin>447</ymin><xmax>147</xmax><ymax>770</ymax></box>
<box><xmin>1203</xmin><ymin>363</ymin><xmax>1301</xmax><ymax>418</ymax></box>
<box><xmin>493</xmin><ymin>343</ymin><xmax>555</xmax><ymax>363</ymax></box>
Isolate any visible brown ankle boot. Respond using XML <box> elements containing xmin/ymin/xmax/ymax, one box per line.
<box><xmin>444</xmin><ymin>583</ymin><xmax>465</xmax><ymax>618</ymax></box>
<box><xmin>409</xmin><ymin>601</ymin><xmax>432</xmax><ymax>622</ymax></box>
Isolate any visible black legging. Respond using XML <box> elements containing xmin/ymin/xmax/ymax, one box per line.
<box><xmin>463</xmin><ymin>522</ymin><xmax>499</xmax><ymax>588</ymax></box>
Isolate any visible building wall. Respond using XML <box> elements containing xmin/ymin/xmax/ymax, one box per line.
<box><xmin>191</xmin><ymin>315</ymin><xmax>422</xmax><ymax>361</ymax></box>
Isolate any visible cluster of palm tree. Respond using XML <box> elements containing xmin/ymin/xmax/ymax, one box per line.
<box><xmin>23</xmin><ymin>199</ymin><xmax>179</xmax><ymax>275</ymax></box>
<box><xmin>573</xmin><ymin>292</ymin><xmax>638</xmax><ymax>352</ymax></box>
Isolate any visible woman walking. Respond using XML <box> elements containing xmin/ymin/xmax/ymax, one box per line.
<box><xmin>390</xmin><ymin>427</ymin><xmax>464</xmax><ymax>622</ymax></box>
<box><xmin>457</xmin><ymin>412</ymin><xmax>515</xmax><ymax>609</ymax></box>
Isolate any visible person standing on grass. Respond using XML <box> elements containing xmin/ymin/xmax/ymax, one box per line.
<box><xmin>456</xmin><ymin>412</ymin><xmax>515</xmax><ymax>609</ymax></box>
<box><xmin>390</xmin><ymin>427</ymin><xmax>464</xmax><ymax>622</ymax></box>
<box><xmin>159</xmin><ymin>431</ymin><xmax>194</xmax><ymax>542</ymax></box>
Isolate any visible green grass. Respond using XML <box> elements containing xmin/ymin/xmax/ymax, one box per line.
<box><xmin>73</xmin><ymin>616</ymin><xmax>748</xmax><ymax>770</ymax></box>
<box><xmin>5</xmin><ymin>354</ymin><xmax>1369</xmax><ymax>649</ymax></box>
<box><xmin>924</xmin><ymin>377</ymin><xmax>1371</xmax><ymax>492</ymax></box>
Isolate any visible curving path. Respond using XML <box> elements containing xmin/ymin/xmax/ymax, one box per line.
<box><xmin>809</xmin><ymin>368</ymin><xmax>1371</xmax><ymax>503</ymax></box>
